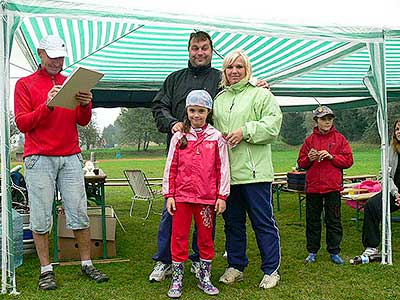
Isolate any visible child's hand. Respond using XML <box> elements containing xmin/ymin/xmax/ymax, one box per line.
<box><xmin>318</xmin><ymin>150</ymin><xmax>333</xmax><ymax>161</ymax></box>
<box><xmin>215</xmin><ymin>199</ymin><xmax>226</xmax><ymax>215</ymax></box>
<box><xmin>308</xmin><ymin>148</ymin><xmax>319</xmax><ymax>161</ymax></box>
<box><xmin>166</xmin><ymin>197</ymin><xmax>176</xmax><ymax>215</ymax></box>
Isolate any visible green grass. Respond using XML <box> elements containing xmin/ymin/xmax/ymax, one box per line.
<box><xmin>8</xmin><ymin>146</ymin><xmax>400</xmax><ymax>299</ymax></box>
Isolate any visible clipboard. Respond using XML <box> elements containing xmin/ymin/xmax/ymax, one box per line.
<box><xmin>47</xmin><ymin>67</ymin><xmax>104</xmax><ymax>110</ymax></box>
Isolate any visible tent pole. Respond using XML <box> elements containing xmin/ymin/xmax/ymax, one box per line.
<box><xmin>0</xmin><ymin>3</ymin><xmax>19</xmax><ymax>294</ymax></box>
<box><xmin>364</xmin><ymin>40</ymin><xmax>390</xmax><ymax>265</ymax></box>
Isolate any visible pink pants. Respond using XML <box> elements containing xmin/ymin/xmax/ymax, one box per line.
<box><xmin>171</xmin><ymin>202</ymin><xmax>215</xmax><ymax>262</ymax></box>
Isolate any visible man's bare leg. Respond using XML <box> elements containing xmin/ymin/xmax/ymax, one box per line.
<box><xmin>73</xmin><ymin>228</ymin><xmax>91</xmax><ymax>261</ymax></box>
<box><xmin>34</xmin><ymin>232</ymin><xmax>57</xmax><ymax>290</ymax></box>
<box><xmin>33</xmin><ymin>232</ymin><xmax>50</xmax><ymax>266</ymax></box>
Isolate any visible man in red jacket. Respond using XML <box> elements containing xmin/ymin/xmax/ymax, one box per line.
<box><xmin>14</xmin><ymin>35</ymin><xmax>108</xmax><ymax>290</ymax></box>
<box><xmin>297</xmin><ymin>106</ymin><xmax>353</xmax><ymax>265</ymax></box>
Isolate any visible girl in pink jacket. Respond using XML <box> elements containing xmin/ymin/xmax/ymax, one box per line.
<box><xmin>162</xmin><ymin>90</ymin><xmax>230</xmax><ymax>298</ymax></box>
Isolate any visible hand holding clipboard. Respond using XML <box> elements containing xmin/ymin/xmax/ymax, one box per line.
<box><xmin>47</xmin><ymin>67</ymin><xmax>104</xmax><ymax>110</ymax></box>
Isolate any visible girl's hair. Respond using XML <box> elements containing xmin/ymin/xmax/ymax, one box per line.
<box><xmin>392</xmin><ymin>119</ymin><xmax>400</xmax><ymax>153</ymax></box>
<box><xmin>220</xmin><ymin>49</ymin><xmax>252</xmax><ymax>88</ymax></box>
<box><xmin>179</xmin><ymin>109</ymin><xmax>213</xmax><ymax>149</ymax></box>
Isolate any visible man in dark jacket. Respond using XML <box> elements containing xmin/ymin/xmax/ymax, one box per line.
<box><xmin>150</xmin><ymin>31</ymin><xmax>220</xmax><ymax>282</ymax></box>
<box><xmin>152</xmin><ymin>31</ymin><xmax>221</xmax><ymax>149</ymax></box>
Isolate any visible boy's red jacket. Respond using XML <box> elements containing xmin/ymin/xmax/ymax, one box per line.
<box><xmin>297</xmin><ymin>126</ymin><xmax>353</xmax><ymax>194</ymax></box>
<box><xmin>162</xmin><ymin>124</ymin><xmax>230</xmax><ymax>205</ymax></box>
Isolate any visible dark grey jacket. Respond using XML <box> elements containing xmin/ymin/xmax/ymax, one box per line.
<box><xmin>152</xmin><ymin>62</ymin><xmax>221</xmax><ymax>146</ymax></box>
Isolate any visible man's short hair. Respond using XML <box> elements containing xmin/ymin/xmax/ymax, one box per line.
<box><xmin>188</xmin><ymin>31</ymin><xmax>213</xmax><ymax>50</ymax></box>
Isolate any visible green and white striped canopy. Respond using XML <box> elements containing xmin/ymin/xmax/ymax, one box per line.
<box><xmin>4</xmin><ymin>0</ymin><xmax>400</xmax><ymax>111</ymax></box>
<box><xmin>1</xmin><ymin>3</ymin><xmax>399</xmax><ymax>287</ymax></box>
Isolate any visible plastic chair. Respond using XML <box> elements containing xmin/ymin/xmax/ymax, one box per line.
<box><xmin>123</xmin><ymin>169</ymin><xmax>163</xmax><ymax>219</ymax></box>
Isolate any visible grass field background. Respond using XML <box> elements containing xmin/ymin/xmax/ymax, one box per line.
<box><xmin>7</xmin><ymin>144</ymin><xmax>400</xmax><ymax>299</ymax></box>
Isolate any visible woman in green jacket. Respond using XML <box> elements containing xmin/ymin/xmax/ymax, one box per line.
<box><xmin>213</xmin><ymin>50</ymin><xmax>282</xmax><ymax>289</ymax></box>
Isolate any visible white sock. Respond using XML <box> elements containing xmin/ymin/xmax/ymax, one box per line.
<box><xmin>41</xmin><ymin>264</ymin><xmax>53</xmax><ymax>274</ymax></box>
<box><xmin>81</xmin><ymin>259</ymin><xmax>93</xmax><ymax>267</ymax></box>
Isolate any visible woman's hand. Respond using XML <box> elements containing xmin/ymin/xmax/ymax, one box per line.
<box><xmin>166</xmin><ymin>197</ymin><xmax>176</xmax><ymax>215</ymax></box>
<box><xmin>225</xmin><ymin>128</ymin><xmax>244</xmax><ymax>147</ymax></box>
<box><xmin>215</xmin><ymin>199</ymin><xmax>226</xmax><ymax>215</ymax></box>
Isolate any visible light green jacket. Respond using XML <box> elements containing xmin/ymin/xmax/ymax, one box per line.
<box><xmin>213</xmin><ymin>79</ymin><xmax>282</xmax><ymax>185</ymax></box>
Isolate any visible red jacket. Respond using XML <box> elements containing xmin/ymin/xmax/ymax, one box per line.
<box><xmin>297</xmin><ymin>126</ymin><xmax>353</xmax><ymax>194</ymax></box>
<box><xmin>162</xmin><ymin>124</ymin><xmax>230</xmax><ymax>205</ymax></box>
<box><xmin>14</xmin><ymin>67</ymin><xmax>92</xmax><ymax>157</ymax></box>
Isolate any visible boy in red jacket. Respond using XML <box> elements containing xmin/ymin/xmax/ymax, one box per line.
<box><xmin>297</xmin><ymin>106</ymin><xmax>353</xmax><ymax>265</ymax></box>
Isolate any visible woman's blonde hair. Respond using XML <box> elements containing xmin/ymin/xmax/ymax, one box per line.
<box><xmin>220</xmin><ymin>50</ymin><xmax>252</xmax><ymax>88</ymax></box>
<box><xmin>392</xmin><ymin>119</ymin><xmax>400</xmax><ymax>154</ymax></box>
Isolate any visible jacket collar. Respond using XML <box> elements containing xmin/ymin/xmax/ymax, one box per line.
<box><xmin>37</xmin><ymin>64</ymin><xmax>64</xmax><ymax>81</ymax></box>
<box><xmin>225</xmin><ymin>78</ymin><xmax>255</xmax><ymax>93</ymax></box>
<box><xmin>188</xmin><ymin>61</ymin><xmax>212</xmax><ymax>75</ymax></box>
<box><xmin>313</xmin><ymin>124</ymin><xmax>337</xmax><ymax>136</ymax></box>
<box><xmin>188</xmin><ymin>124</ymin><xmax>216</xmax><ymax>138</ymax></box>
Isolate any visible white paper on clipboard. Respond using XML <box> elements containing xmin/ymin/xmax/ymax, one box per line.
<box><xmin>47</xmin><ymin>67</ymin><xmax>104</xmax><ymax>110</ymax></box>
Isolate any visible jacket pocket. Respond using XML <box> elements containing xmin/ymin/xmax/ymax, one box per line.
<box><xmin>24</xmin><ymin>155</ymin><xmax>40</xmax><ymax>169</ymax></box>
<box><xmin>76</xmin><ymin>153</ymin><xmax>84</xmax><ymax>168</ymax></box>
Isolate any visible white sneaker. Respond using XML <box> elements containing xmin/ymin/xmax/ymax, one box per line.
<box><xmin>362</xmin><ymin>247</ymin><xmax>379</xmax><ymax>257</ymax></box>
<box><xmin>219</xmin><ymin>267</ymin><xmax>243</xmax><ymax>284</ymax></box>
<box><xmin>149</xmin><ymin>261</ymin><xmax>172</xmax><ymax>282</ymax></box>
<box><xmin>222</xmin><ymin>251</ymin><xmax>227</xmax><ymax>260</ymax></box>
<box><xmin>190</xmin><ymin>261</ymin><xmax>200</xmax><ymax>279</ymax></box>
<box><xmin>259</xmin><ymin>271</ymin><xmax>280</xmax><ymax>289</ymax></box>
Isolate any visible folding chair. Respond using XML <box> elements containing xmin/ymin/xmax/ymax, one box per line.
<box><xmin>123</xmin><ymin>169</ymin><xmax>163</xmax><ymax>219</ymax></box>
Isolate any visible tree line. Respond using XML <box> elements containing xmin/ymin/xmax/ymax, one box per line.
<box><xmin>281</xmin><ymin>102</ymin><xmax>400</xmax><ymax>146</ymax></box>
<box><xmin>8</xmin><ymin>103</ymin><xmax>400</xmax><ymax>151</ymax></box>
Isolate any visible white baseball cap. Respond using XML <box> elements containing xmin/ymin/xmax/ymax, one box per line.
<box><xmin>38</xmin><ymin>35</ymin><xmax>68</xmax><ymax>58</ymax></box>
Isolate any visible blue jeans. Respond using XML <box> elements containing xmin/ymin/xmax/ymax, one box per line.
<box><xmin>152</xmin><ymin>199</ymin><xmax>216</xmax><ymax>264</ymax></box>
<box><xmin>223</xmin><ymin>182</ymin><xmax>281</xmax><ymax>275</ymax></box>
<box><xmin>24</xmin><ymin>154</ymin><xmax>89</xmax><ymax>233</ymax></box>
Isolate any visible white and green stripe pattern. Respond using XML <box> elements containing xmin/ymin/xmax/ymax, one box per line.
<box><xmin>17</xmin><ymin>16</ymin><xmax>400</xmax><ymax>98</ymax></box>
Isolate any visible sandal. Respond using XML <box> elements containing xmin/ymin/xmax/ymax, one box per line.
<box><xmin>38</xmin><ymin>271</ymin><xmax>57</xmax><ymax>290</ymax></box>
<box><xmin>81</xmin><ymin>265</ymin><xmax>109</xmax><ymax>283</ymax></box>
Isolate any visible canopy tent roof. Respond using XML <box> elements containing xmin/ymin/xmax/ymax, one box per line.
<box><xmin>6</xmin><ymin>0</ymin><xmax>400</xmax><ymax>111</ymax></box>
<box><xmin>1</xmin><ymin>1</ymin><xmax>398</xmax><ymax>293</ymax></box>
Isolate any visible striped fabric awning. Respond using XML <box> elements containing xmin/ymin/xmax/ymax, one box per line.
<box><xmin>6</xmin><ymin>1</ymin><xmax>400</xmax><ymax>109</ymax></box>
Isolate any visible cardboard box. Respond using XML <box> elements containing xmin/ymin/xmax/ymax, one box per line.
<box><xmin>57</xmin><ymin>206</ymin><xmax>117</xmax><ymax>260</ymax></box>
<box><xmin>58</xmin><ymin>238</ymin><xmax>116</xmax><ymax>260</ymax></box>
<box><xmin>57</xmin><ymin>206</ymin><xmax>116</xmax><ymax>241</ymax></box>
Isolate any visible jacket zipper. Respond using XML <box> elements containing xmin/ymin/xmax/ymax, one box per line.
<box><xmin>246</xmin><ymin>146</ymin><xmax>256</xmax><ymax>179</ymax></box>
<box><xmin>227</xmin><ymin>94</ymin><xmax>256</xmax><ymax>179</ymax></box>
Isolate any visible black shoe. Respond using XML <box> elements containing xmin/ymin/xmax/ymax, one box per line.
<box><xmin>38</xmin><ymin>271</ymin><xmax>57</xmax><ymax>290</ymax></box>
<box><xmin>81</xmin><ymin>265</ymin><xmax>109</xmax><ymax>283</ymax></box>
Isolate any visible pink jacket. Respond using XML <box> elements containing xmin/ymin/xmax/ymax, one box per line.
<box><xmin>162</xmin><ymin>124</ymin><xmax>230</xmax><ymax>205</ymax></box>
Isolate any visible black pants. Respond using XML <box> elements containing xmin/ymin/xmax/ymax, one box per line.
<box><xmin>362</xmin><ymin>192</ymin><xmax>400</xmax><ymax>248</ymax></box>
<box><xmin>306</xmin><ymin>191</ymin><xmax>342</xmax><ymax>254</ymax></box>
